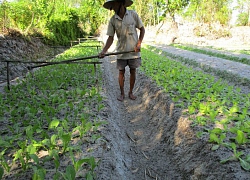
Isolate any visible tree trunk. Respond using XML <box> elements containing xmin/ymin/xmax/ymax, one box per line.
<box><xmin>156</xmin><ymin>20</ymin><xmax>164</xmax><ymax>34</ymax></box>
<box><xmin>24</xmin><ymin>12</ymin><xmax>35</xmax><ymax>35</ymax></box>
<box><xmin>2</xmin><ymin>0</ymin><xmax>7</xmax><ymax>33</ymax></box>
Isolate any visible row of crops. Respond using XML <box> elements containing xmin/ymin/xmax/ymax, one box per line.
<box><xmin>0</xmin><ymin>42</ymin><xmax>105</xmax><ymax>179</ymax></box>
<box><xmin>141</xmin><ymin>45</ymin><xmax>250</xmax><ymax>171</ymax></box>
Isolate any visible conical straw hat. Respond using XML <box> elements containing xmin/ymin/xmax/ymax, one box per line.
<box><xmin>103</xmin><ymin>0</ymin><xmax>133</xmax><ymax>10</ymax></box>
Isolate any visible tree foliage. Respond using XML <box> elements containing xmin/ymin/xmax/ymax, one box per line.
<box><xmin>45</xmin><ymin>8</ymin><xmax>82</xmax><ymax>45</ymax></box>
<box><xmin>235</xmin><ymin>0</ymin><xmax>250</xmax><ymax>26</ymax></box>
<box><xmin>131</xmin><ymin>0</ymin><xmax>189</xmax><ymax>25</ymax></box>
<box><xmin>0</xmin><ymin>0</ymin><xmax>249</xmax><ymax>45</ymax></box>
<box><xmin>184</xmin><ymin>0</ymin><xmax>232</xmax><ymax>25</ymax></box>
<box><xmin>165</xmin><ymin>0</ymin><xmax>190</xmax><ymax>22</ymax></box>
<box><xmin>0</xmin><ymin>0</ymin><xmax>105</xmax><ymax>45</ymax></box>
<box><xmin>131</xmin><ymin>0</ymin><xmax>167</xmax><ymax>26</ymax></box>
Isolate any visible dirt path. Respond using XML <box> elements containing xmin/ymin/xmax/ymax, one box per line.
<box><xmin>94</xmin><ymin>54</ymin><xmax>250</xmax><ymax>179</ymax></box>
<box><xmin>97</xmin><ymin>55</ymin><xmax>181</xmax><ymax>179</ymax></box>
<box><xmin>150</xmin><ymin>44</ymin><xmax>250</xmax><ymax>81</ymax></box>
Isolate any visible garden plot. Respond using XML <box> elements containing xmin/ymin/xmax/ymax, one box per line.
<box><xmin>0</xmin><ymin>43</ymin><xmax>107</xmax><ymax>179</ymax></box>
<box><xmin>1</xmin><ymin>41</ymin><xmax>250</xmax><ymax>180</ymax></box>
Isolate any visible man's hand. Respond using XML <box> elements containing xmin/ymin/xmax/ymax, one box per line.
<box><xmin>99</xmin><ymin>36</ymin><xmax>113</xmax><ymax>58</ymax></box>
<box><xmin>98</xmin><ymin>51</ymin><xmax>106</xmax><ymax>58</ymax></box>
<box><xmin>134</xmin><ymin>42</ymin><xmax>141</xmax><ymax>52</ymax></box>
<box><xmin>135</xmin><ymin>26</ymin><xmax>144</xmax><ymax>52</ymax></box>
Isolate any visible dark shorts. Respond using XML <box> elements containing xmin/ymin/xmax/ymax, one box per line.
<box><xmin>116</xmin><ymin>58</ymin><xmax>141</xmax><ymax>70</ymax></box>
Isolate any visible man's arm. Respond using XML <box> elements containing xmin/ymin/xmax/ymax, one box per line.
<box><xmin>135</xmin><ymin>26</ymin><xmax>145</xmax><ymax>52</ymax></box>
<box><xmin>99</xmin><ymin>36</ymin><xmax>114</xmax><ymax>58</ymax></box>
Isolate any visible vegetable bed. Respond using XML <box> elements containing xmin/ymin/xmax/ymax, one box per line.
<box><xmin>141</xmin><ymin>45</ymin><xmax>250</xmax><ymax>171</ymax></box>
<box><xmin>0</xmin><ymin>42</ymin><xmax>105</xmax><ymax>180</ymax></box>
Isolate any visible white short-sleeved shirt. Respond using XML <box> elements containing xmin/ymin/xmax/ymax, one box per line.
<box><xmin>106</xmin><ymin>10</ymin><xmax>144</xmax><ymax>59</ymax></box>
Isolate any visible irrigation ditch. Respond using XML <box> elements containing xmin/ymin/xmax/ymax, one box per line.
<box><xmin>0</xmin><ymin>35</ymin><xmax>250</xmax><ymax>179</ymax></box>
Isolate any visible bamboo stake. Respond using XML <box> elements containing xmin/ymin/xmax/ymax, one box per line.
<box><xmin>28</xmin><ymin>50</ymin><xmax>135</xmax><ymax>69</ymax></box>
<box><xmin>7</xmin><ymin>61</ymin><xmax>10</xmax><ymax>90</ymax></box>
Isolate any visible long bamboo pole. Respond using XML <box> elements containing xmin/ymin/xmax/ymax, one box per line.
<box><xmin>28</xmin><ymin>50</ymin><xmax>135</xmax><ymax>69</ymax></box>
<box><xmin>7</xmin><ymin>61</ymin><xmax>10</xmax><ymax>90</ymax></box>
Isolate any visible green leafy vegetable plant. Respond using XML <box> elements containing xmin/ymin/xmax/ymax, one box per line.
<box><xmin>0</xmin><ymin>41</ymin><xmax>106</xmax><ymax>179</ymax></box>
<box><xmin>141</xmin><ymin>45</ymin><xmax>250</xmax><ymax>171</ymax></box>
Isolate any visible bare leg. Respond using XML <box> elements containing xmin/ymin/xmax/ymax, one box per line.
<box><xmin>117</xmin><ymin>69</ymin><xmax>125</xmax><ymax>101</ymax></box>
<box><xmin>128</xmin><ymin>68</ymin><xmax>137</xmax><ymax>100</ymax></box>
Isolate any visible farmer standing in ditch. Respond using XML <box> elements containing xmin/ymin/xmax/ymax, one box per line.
<box><xmin>99</xmin><ymin>0</ymin><xmax>145</xmax><ymax>101</ymax></box>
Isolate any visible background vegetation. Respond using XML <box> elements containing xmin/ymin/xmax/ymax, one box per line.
<box><xmin>0</xmin><ymin>0</ymin><xmax>249</xmax><ymax>45</ymax></box>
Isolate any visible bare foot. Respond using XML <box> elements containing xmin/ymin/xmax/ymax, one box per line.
<box><xmin>128</xmin><ymin>92</ymin><xmax>137</xmax><ymax>100</ymax></box>
<box><xmin>117</xmin><ymin>94</ymin><xmax>125</xmax><ymax>101</ymax></box>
